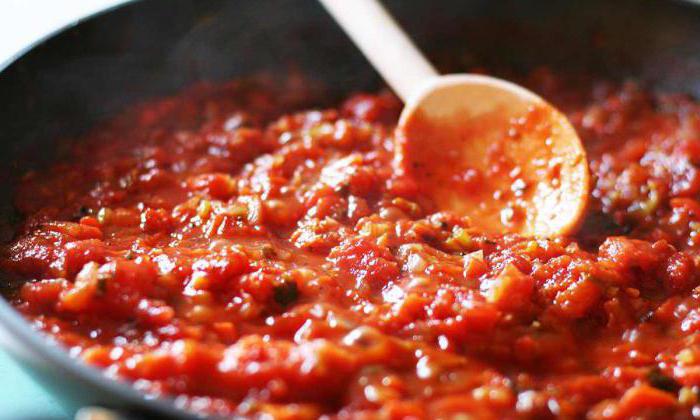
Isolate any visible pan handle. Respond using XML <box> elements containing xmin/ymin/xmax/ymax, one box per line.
<box><xmin>75</xmin><ymin>406</ymin><xmax>128</xmax><ymax>420</ymax></box>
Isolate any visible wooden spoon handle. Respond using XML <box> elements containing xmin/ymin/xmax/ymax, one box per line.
<box><xmin>318</xmin><ymin>0</ymin><xmax>438</xmax><ymax>102</ymax></box>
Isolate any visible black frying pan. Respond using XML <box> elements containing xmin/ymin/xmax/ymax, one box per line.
<box><xmin>2</xmin><ymin>0</ymin><xmax>700</xmax><ymax>418</ymax></box>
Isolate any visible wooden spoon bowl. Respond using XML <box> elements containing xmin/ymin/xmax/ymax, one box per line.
<box><xmin>395</xmin><ymin>75</ymin><xmax>589</xmax><ymax>236</ymax></box>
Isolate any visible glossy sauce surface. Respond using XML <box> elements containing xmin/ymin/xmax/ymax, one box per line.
<box><xmin>3</xmin><ymin>72</ymin><xmax>700</xmax><ymax>418</ymax></box>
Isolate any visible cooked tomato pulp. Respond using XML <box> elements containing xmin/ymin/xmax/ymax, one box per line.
<box><xmin>4</xmin><ymin>72</ymin><xmax>700</xmax><ymax>418</ymax></box>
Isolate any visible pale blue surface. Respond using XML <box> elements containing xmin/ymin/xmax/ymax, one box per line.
<box><xmin>0</xmin><ymin>349</ymin><xmax>67</xmax><ymax>420</ymax></box>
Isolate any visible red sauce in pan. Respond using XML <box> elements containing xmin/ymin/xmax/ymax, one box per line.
<box><xmin>4</xmin><ymin>71</ymin><xmax>700</xmax><ymax>418</ymax></box>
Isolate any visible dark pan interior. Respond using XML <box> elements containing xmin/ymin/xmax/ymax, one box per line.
<box><xmin>1</xmin><ymin>0</ymin><xmax>700</xmax><ymax>417</ymax></box>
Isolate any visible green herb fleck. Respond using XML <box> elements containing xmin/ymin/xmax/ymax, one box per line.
<box><xmin>96</xmin><ymin>273</ymin><xmax>110</xmax><ymax>296</ymax></box>
<box><xmin>273</xmin><ymin>280</ymin><xmax>299</xmax><ymax>307</ymax></box>
<box><xmin>647</xmin><ymin>368</ymin><xmax>680</xmax><ymax>393</ymax></box>
<box><xmin>262</xmin><ymin>245</ymin><xmax>277</xmax><ymax>260</ymax></box>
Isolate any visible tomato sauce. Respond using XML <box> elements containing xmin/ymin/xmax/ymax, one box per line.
<box><xmin>3</xmin><ymin>71</ymin><xmax>700</xmax><ymax>418</ymax></box>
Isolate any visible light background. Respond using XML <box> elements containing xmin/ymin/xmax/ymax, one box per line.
<box><xmin>0</xmin><ymin>0</ymin><xmax>127</xmax><ymax>64</ymax></box>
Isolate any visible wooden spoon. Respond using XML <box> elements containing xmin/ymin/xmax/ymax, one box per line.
<box><xmin>319</xmin><ymin>0</ymin><xmax>589</xmax><ymax>237</ymax></box>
